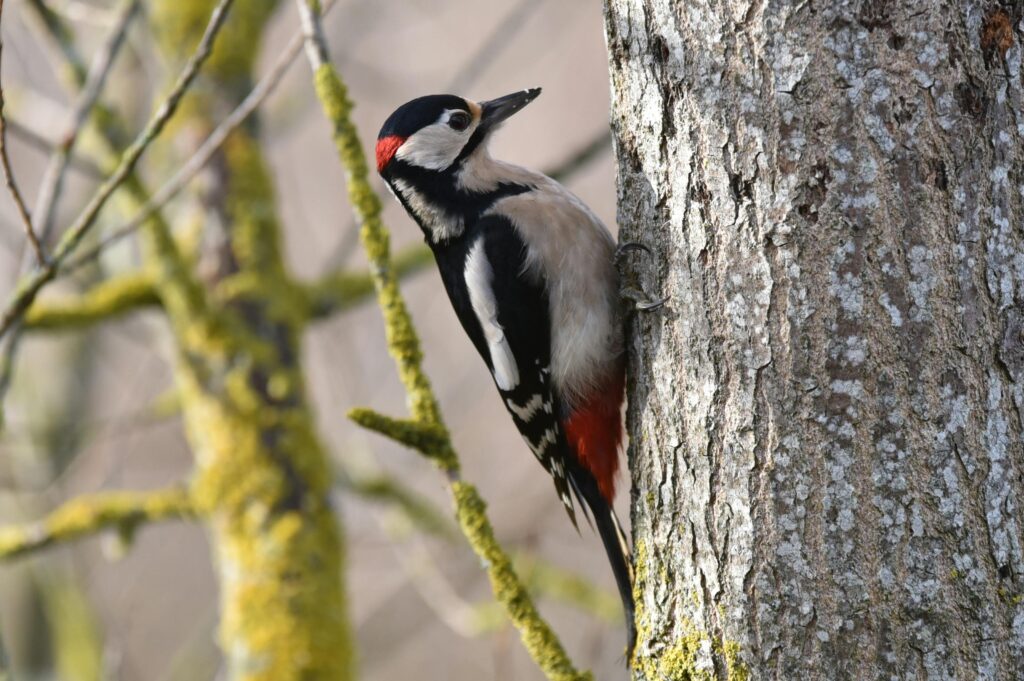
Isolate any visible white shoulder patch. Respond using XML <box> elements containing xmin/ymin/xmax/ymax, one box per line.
<box><xmin>465</xmin><ymin>237</ymin><xmax>519</xmax><ymax>391</ymax></box>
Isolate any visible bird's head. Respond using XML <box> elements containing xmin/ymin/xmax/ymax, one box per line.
<box><xmin>375</xmin><ymin>88</ymin><xmax>541</xmax><ymax>176</ymax></box>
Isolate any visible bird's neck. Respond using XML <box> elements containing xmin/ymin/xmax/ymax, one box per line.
<box><xmin>387</xmin><ymin>151</ymin><xmax>538</xmax><ymax>247</ymax></box>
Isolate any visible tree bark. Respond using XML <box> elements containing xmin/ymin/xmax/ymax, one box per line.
<box><xmin>604</xmin><ymin>1</ymin><xmax>1024</xmax><ymax>678</ymax></box>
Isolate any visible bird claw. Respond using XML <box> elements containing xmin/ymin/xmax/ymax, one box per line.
<box><xmin>613</xmin><ymin>241</ymin><xmax>652</xmax><ymax>264</ymax></box>
<box><xmin>615</xmin><ymin>241</ymin><xmax>668</xmax><ymax>312</ymax></box>
<box><xmin>620</xmin><ymin>287</ymin><xmax>668</xmax><ymax>312</ymax></box>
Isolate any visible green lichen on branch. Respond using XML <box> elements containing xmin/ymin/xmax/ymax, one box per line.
<box><xmin>452</xmin><ymin>482</ymin><xmax>593</xmax><ymax>681</ymax></box>
<box><xmin>183</xmin><ymin>381</ymin><xmax>352</xmax><ymax>681</ymax></box>
<box><xmin>23</xmin><ymin>273</ymin><xmax>159</xmax><ymax>331</ymax></box>
<box><xmin>310</xmin><ymin>62</ymin><xmax>446</xmax><ymax>431</ymax></box>
<box><xmin>630</xmin><ymin>630</ymin><xmax>750</xmax><ymax>681</ymax></box>
<box><xmin>0</xmin><ymin>487</ymin><xmax>195</xmax><ymax>560</ymax></box>
<box><xmin>348</xmin><ymin>407</ymin><xmax>453</xmax><ymax>469</ymax></box>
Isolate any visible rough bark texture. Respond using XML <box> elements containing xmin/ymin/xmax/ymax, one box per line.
<box><xmin>604</xmin><ymin>1</ymin><xmax>1024</xmax><ymax>679</ymax></box>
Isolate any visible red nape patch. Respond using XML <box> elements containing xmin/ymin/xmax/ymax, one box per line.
<box><xmin>375</xmin><ymin>135</ymin><xmax>406</xmax><ymax>172</ymax></box>
<box><xmin>563</xmin><ymin>369</ymin><xmax>626</xmax><ymax>503</ymax></box>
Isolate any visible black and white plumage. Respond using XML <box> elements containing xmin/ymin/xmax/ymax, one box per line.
<box><xmin>376</xmin><ymin>89</ymin><xmax>635</xmax><ymax>655</ymax></box>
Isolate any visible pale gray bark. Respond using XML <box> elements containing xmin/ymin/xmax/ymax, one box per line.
<box><xmin>604</xmin><ymin>1</ymin><xmax>1024</xmax><ymax>679</ymax></box>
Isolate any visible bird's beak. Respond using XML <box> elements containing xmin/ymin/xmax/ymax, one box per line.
<box><xmin>478</xmin><ymin>88</ymin><xmax>541</xmax><ymax>131</ymax></box>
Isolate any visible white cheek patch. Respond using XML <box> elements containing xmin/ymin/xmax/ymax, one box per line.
<box><xmin>465</xmin><ymin>236</ymin><xmax>519</xmax><ymax>391</ymax></box>
<box><xmin>395</xmin><ymin>110</ymin><xmax>478</xmax><ymax>171</ymax></box>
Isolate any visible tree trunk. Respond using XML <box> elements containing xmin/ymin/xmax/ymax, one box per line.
<box><xmin>604</xmin><ymin>1</ymin><xmax>1024</xmax><ymax>678</ymax></box>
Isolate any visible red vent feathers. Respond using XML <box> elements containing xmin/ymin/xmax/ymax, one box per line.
<box><xmin>563</xmin><ymin>370</ymin><xmax>625</xmax><ymax>503</ymax></box>
<box><xmin>376</xmin><ymin>135</ymin><xmax>406</xmax><ymax>172</ymax></box>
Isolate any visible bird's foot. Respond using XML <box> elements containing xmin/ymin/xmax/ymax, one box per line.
<box><xmin>620</xmin><ymin>286</ymin><xmax>667</xmax><ymax>311</ymax></box>
<box><xmin>615</xmin><ymin>241</ymin><xmax>668</xmax><ymax>312</ymax></box>
<box><xmin>613</xmin><ymin>240</ymin><xmax>654</xmax><ymax>263</ymax></box>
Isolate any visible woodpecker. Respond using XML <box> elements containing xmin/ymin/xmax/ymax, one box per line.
<box><xmin>377</xmin><ymin>88</ymin><xmax>635</xmax><ymax>654</ymax></box>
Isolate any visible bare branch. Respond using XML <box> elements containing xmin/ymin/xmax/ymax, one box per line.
<box><xmin>42</xmin><ymin>0</ymin><xmax>120</xmax><ymax>28</ymax></box>
<box><xmin>0</xmin><ymin>623</ymin><xmax>9</xmax><ymax>681</ymax></box>
<box><xmin>32</xmin><ymin>0</ymin><xmax>139</xmax><ymax>245</ymax></box>
<box><xmin>0</xmin><ymin>322</ymin><xmax>23</xmax><ymax>428</ymax></box>
<box><xmin>63</xmin><ymin>0</ymin><xmax>342</xmax><ymax>273</ymax></box>
<box><xmin>4</xmin><ymin>118</ymin><xmax>103</xmax><ymax>179</ymax></box>
<box><xmin>24</xmin><ymin>0</ymin><xmax>88</xmax><ymax>85</ymax></box>
<box><xmin>546</xmin><ymin>131</ymin><xmax>612</xmax><ymax>185</ymax></box>
<box><xmin>0</xmin><ymin>486</ymin><xmax>195</xmax><ymax>560</ymax></box>
<box><xmin>0</xmin><ymin>0</ymin><xmax>235</xmax><ymax>341</ymax></box>
<box><xmin>0</xmin><ymin>0</ymin><xmax>45</xmax><ymax>265</ymax></box>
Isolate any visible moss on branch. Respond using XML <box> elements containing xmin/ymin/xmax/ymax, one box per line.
<box><xmin>0</xmin><ymin>487</ymin><xmax>195</xmax><ymax>560</ymax></box>
<box><xmin>348</xmin><ymin>408</ymin><xmax>454</xmax><ymax>469</ymax></box>
<box><xmin>23</xmin><ymin>273</ymin><xmax>159</xmax><ymax>330</ymax></box>
<box><xmin>309</xmin><ymin>62</ymin><xmax>447</xmax><ymax>430</ymax></box>
<box><xmin>452</xmin><ymin>482</ymin><xmax>593</xmax><ymax>681</ymax></box>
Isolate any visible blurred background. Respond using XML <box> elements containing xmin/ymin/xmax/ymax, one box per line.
<box><xmin>0</xmin><ymin>0</ymin><xmax>626</xmax><ymax>679</ymax></box>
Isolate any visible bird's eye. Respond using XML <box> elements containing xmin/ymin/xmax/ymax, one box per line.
<box><xmin>448</xmin><ymin>111</ymin><xmax>470</xmax><ymax>131</ymax></box>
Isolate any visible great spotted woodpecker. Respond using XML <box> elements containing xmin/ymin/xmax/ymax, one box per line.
<box><xmin>376</xmin><ymin>88</ymin><xmax>635</xmax><ymax>654</ymax></box>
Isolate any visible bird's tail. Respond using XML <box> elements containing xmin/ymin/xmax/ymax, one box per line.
<box><xmin>568</xmin><ymin>461</ymin><xmax>637</xmax><ymax>661</ymax></box>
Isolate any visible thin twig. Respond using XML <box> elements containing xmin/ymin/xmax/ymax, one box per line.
<box><xmin>5</xmin><ymin>118</ymin><xmax>103</xmax><ymax>179</ymax></box>
<box><xmin>547</xmin><ymin>130</ymin><xmax>612</xmax><ymax>184</ymax></box>
<box><xmin>0</xmin><ymin>321</ymin><xmax>23</xmax><ymax>428</ymax></box>
<box><xmin>394</xmin><ymin>537</ymin><xmax>503</xmax><ymax>637</ymax></box>
<box><xmin>33</xmin><ymin>0</ymin><xmax>139</xmax><ymax>245</ymax></box>
<box><xmin>0</xmin><ymin>0</ymin><xmax>235</xmax><ymax>340</ymax></box>
<box><xmin>0</xmin><ymin>620</ymin><xmax>9</xmax><ymax>681</ymax></box>
<box><xmin>65</xmin><ymin>0</ymin><xmax>340</xmax><ymax>272</ymax></box>
<box><xmin>24</xmin><ymin>0</ymin><xmax>88</xmax><ymax>86</ymax></box>
<box><xmin>43</xmin><ymin>0</ymin><xmax>119</xmax><ymax>28</ymax></box>
<box><xmin>0</xmin><ymin>0</ymin><xmax>45</xmax><ymax>265</ymax></box>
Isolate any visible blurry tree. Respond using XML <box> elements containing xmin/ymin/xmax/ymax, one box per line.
<box><xmin>0</xmin><ymin>1</ymin><xmax>611</xmax><ymax>680</ymax></box>
<box><xmin>606</xmin><ymin>0</ymin><xmax>1024</xmax><ymax>679</ymax></box>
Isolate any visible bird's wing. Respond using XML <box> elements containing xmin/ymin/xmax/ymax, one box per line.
<box><xmin>446</xmin><ymin>214</ymin><xmax>579</xmax><ymax>526</ymax></box>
